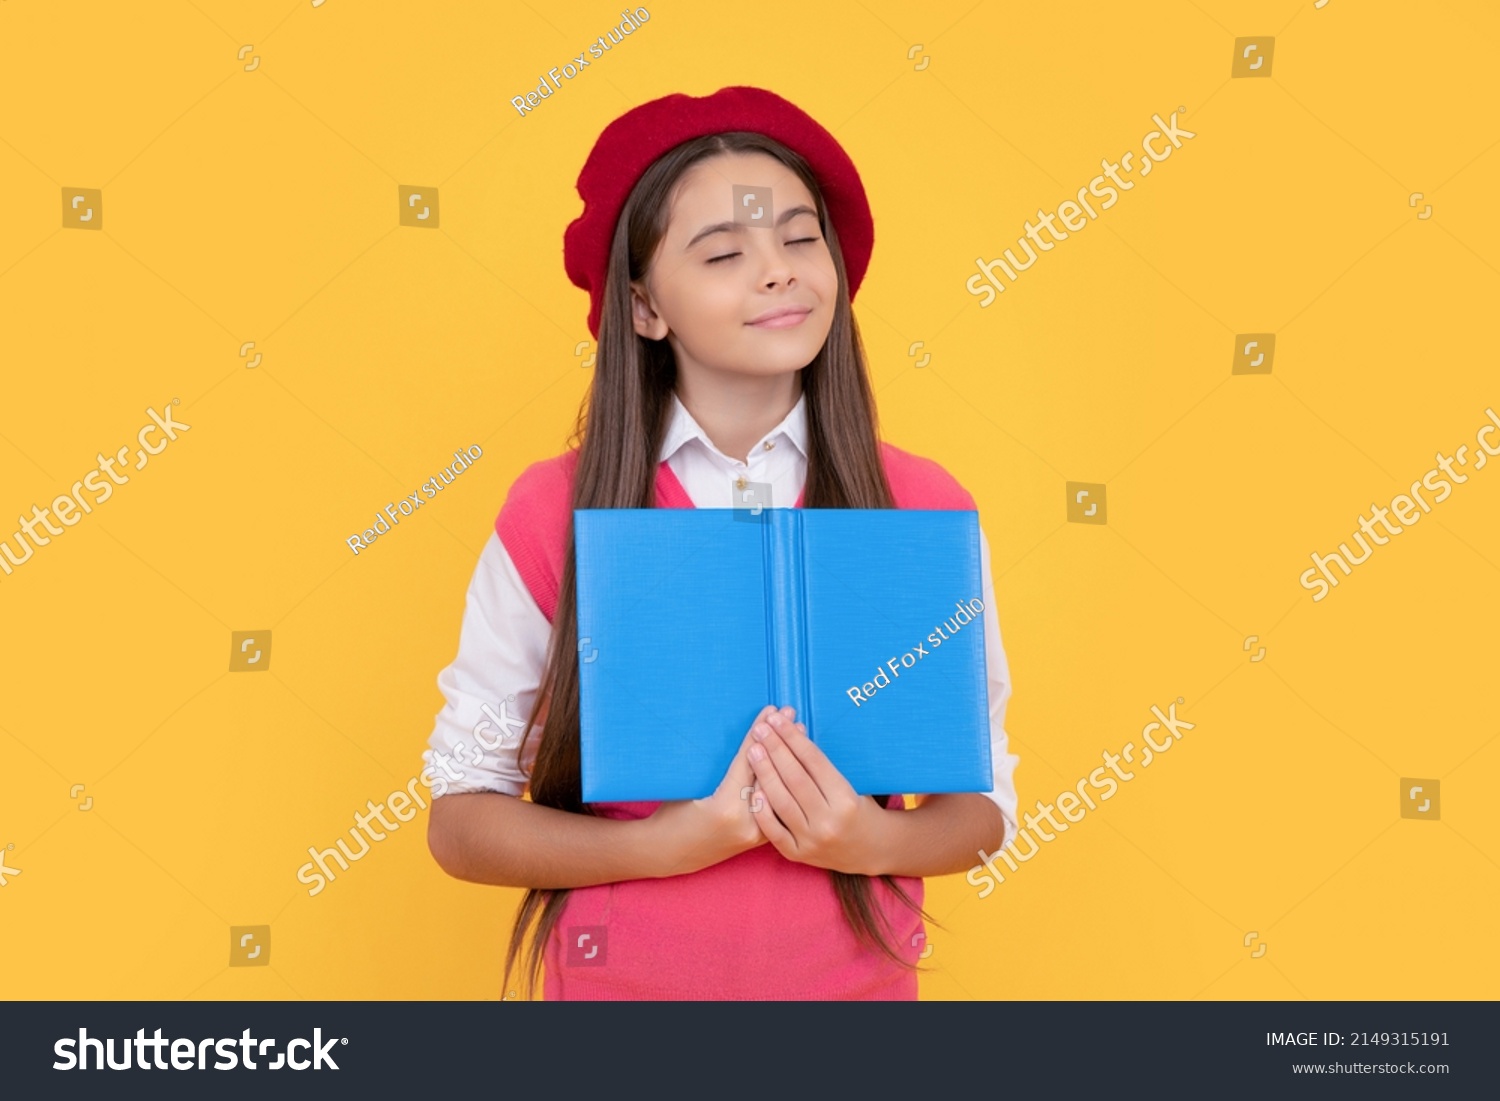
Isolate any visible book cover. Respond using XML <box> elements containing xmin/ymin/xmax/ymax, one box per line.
<box><xmin>573</xmin><ymin>507</ymin><xmax>992</xmax><ymax>803</ymax></box>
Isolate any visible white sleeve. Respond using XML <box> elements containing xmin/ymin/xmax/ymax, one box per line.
<box><xmin>977</xmin><ymin>529</ymin><xmax>1021</xmax><ymax>845</ymax></box>
<box><xmin>422</xmin><ymin>530</ymin><xmax>551</xmax><ymax>798</ymax></box>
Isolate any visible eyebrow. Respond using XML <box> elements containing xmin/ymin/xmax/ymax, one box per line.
<box><xmin>684</xmin><ymin>204</ymin><xmax>819</xmax><ymax>250</ymax></box>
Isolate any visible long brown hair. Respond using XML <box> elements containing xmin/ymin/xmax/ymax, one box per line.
<box><xmin>503</xmin><ymin>130</ymin><xmax>940</xmax><ymax>999</ymax></box>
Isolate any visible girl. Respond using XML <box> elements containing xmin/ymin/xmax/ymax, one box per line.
<box><xmin>424</xmin><ymin>86</ymin><xmax>1020</xmax><ymax>1000</ymax></box>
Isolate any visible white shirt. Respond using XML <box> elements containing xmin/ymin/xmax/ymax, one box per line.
<box><xmin>423</xmin><ymin>391</ymin><xmax>1021</xmax><ymax>846</ymax></box>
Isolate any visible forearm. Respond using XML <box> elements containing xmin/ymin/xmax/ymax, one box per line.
<box><xmin>868</xmin><ymin>793</ymin><xmax>1007</xmax><ymax>878</ymax></box>
<box><xmin>427</xmin><ymin>791</ymin><xmax>666</xmax><ymax>889</ymax></box>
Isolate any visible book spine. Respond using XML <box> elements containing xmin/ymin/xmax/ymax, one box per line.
<box><xmin>764</xmin><ymin>510</ymin><xmax>811</xmax><ymax>732</ymax></box>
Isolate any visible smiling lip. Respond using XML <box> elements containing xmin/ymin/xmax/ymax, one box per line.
<box><xmin>747</xmin><ymin>306</ymin><xmax>812</xmax><ymax>328</ymax></box>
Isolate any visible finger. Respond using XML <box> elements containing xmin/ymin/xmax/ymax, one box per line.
<box><xmin>765</xmin><ymin>716</ymin><xmax>846</xmax><ymax>803</ymax></box>
<box><xmin>714</xmin><ymin>707</ymin><xmax>789</xmax><ymax>799</ymax></box>
<box><xmin>748</xmin><ymin>723</ymin><xmax>810</xmax><ymax>834</ymax></box>
<box><xmin>751</xmin><ymin>779</ymin><xmax>796</xmax><ymax>854</ymax></box>
<box><xmin>722</xmin><ymin>705</ymin><xmax>779</xmax><ymax>790</ymax></box>
<box><xmin>717</xmin><ymin>725</ymin><xmax>762</xmax><ymax>799</ymax></box>
<box><xmin>759</xmin><ymin>718</ymin><xmax>829</xmax><ymax>811</ymax></box>
<box><xmin>740</xmin><ymin>768</ymin><xmax>776</xmax><ymax>822</ymax></box>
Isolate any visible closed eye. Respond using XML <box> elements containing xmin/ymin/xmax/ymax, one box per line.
<box><xmin>706</xmin><ymin>237</ymin><xmax>822</xmax><ymax>264</ymax></box>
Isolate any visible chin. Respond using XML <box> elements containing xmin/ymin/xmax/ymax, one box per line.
<box><xmin>738</xmin><ymin>333</ymin><xmax>826</xmax><ymax>366</ymax></box>
<box><xmin>734</xmin><ymin>348</ymin><xmax>819</xmax><ymax>375</ymax></box>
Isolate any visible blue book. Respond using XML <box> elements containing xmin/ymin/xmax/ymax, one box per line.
<box><xmin>573</xmin><ymin>508</ymin><xmax>993</xmax><ymax>803</ymax></box>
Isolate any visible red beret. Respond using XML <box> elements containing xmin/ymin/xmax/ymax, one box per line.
<box><xmin>563</xmin><ymin>85</ymin><xmax>875</xmax><ymax>340</ymax></box>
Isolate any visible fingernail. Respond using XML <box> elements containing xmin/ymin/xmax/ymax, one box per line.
<box><xmin>749</xmin><ymin>743</ymin><xmax>765</xmax><ymax>761</ymax></box>
<box><xmin>751</xmin><ymin>723</ymin><xmax>770</xmax><ymax>740</ymax></box>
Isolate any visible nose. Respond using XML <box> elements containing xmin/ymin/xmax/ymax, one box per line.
<box><xmin>746</xmin><ymin>233</ymin><xmax>796</xmax><ymax>290</ymax></box>
<box><xmin>758</xmin><ymin>249</ymin><xmax>795</xmax><ymax>290</ymax></box>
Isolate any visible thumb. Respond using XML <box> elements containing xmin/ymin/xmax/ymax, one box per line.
<box><xmin>710</xmin><ymin>706</ymin><xmax>774</xmax><ymax>799</ymax></box>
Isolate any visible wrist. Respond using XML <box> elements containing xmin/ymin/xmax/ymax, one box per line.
<box><xmin>633</xmin><ymin>812</ymin><xmax>683</xmax><ymax>879</ymax></box>
<box><xmin>858</xmin><ymin>798</ymin><xmax>899</xmax><ymax>877</ymax></box>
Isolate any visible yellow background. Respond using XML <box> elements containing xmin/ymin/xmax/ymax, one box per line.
<box><xmin>2</xmin><ymin>0</ymin><xmax>1497</xmax><ymax>1000</ymax></box>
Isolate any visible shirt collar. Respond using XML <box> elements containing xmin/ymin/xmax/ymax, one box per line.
<box><xmin>658</xmin><ymin>390</ymin><xmax>808</xmax><ymax>466</ymax></box>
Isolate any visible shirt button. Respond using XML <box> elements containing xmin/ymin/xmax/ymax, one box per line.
<box><xmin>735</xmin><ymin>476</ymin><xmax>747</xmax><ymax>490</ymax></box>
<box><xmin>763</xmin><ymin>441</ymin><xmax>774</xmax><ymax>451</ymax></box>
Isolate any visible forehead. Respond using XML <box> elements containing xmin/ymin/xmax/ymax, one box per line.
<box><xmin>667</xmin><ymin>150</ymin><xmax>816</xmax><ymax>229</ymax></box>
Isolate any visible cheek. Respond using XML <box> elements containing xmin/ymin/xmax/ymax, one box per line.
<box><xmin>661</xmin><ymin>276</ymin><xmax>744</xmax><ymax>342</ymax></box>
<box><xmin>659</xmin><ymin>274</ymin><xmax>711</xmax><ymax>315</ymax></box>
<box><xmin>807</xmin><ymin>253</ymin><xmax>839</xmax><ymax>298</ymax></box>
<box><xmin>690</xmin><ymin>279</ymin><xmax>749</xmax><ymax>325</ymax></box>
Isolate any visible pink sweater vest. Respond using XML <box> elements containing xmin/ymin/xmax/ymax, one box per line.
<box><xmin>496</xmin><ymin>442</ymin><xmax>976</xmax><ymax>1000</ymax></box>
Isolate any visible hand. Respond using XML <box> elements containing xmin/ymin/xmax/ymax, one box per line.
<box><xmin>645</xmin><ymin>705</ymin><xmax>786</xmax><ymax>878</ymax></box>
<box><xmin>746</xmin><ymin>709</ymin><xmax>892</xmax><ymax>876</ymax></box>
